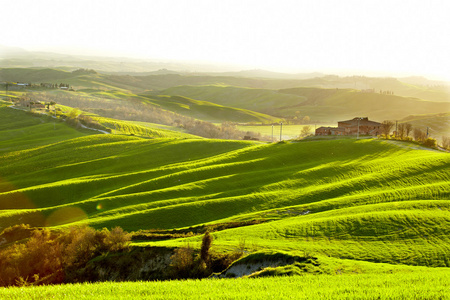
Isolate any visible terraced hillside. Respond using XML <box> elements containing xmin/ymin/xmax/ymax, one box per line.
<box><xmin>1</xmin><ymin>105</ymin><xmax>449</xmax><ymax>268</ymax></box>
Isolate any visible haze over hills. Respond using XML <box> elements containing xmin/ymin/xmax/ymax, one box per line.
<box><xmin>0</xmin><ymin>49</ymin><xmax>449</xmax><ymax>139</ymax></box>
<box><xmin>2</xmin><ymin>46</ymin><xmax>450</xmax><ymax>85</ymax></box>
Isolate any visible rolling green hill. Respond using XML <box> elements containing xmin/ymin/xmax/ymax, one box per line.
<box><xmin>0</xmin><ymin>101</ymin><xmax>94</xmax><ymax>152</ymax></box>
<box><xmin>1</xmin><ymin>105</ymin><xmax>448</xmax><ymax>269</ymax></box>
<box><xmin>143</xmin><ymin>95</ymin><xmax>280</xmax><ymax>123</ymax></box>
<box><xmin>162</xmin><ymin>85</ymin><xmax>307</xmax><ymax>115</ymax></box>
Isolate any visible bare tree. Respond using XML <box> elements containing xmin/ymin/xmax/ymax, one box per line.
<box><xmin>300</xmin><ymin>125</ymin><xmax>312</xmax><ymax>137</ymax></box>
<box><xmin>413</xmin><ymin>128</ymin><xmax>426</xmax><ymax>142</ymax></box>
<box><xmin>381</xmin><ymin>120</ymin><xmax>394</xmax><ymax>138</ymax></box>
<box><xmin>405</xmin><ymin>123</ymin><xmax>413</xmax><ymax>137</ymax></box>
<box><xmin>442</xmin><ymin>136</ymin><xmax>450</xmax><ymax>150</ymax></box>
<box><xmin>397</xmin><ymin>123</ymin><xmax>405</xmax><ymax>139</ymax></box>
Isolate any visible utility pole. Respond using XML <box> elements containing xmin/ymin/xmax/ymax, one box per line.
<box><xmin>357</xmin><ymin>118</ymin><xmax>360</xmax><ymax>140</ymax></box>
<box><xmin>280</xmin><ymin>122</ymin><xmax>283</xmax><ymax>141</ymax></box>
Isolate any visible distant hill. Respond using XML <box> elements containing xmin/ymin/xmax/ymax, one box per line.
<box><xmin>163</xmin><ymin>85</ymin><xmax>449</xmax><ymax>122</ymax></box>
<box><xmin>143</xmin><ymin>95</ymin><xmax>280</xmax><ymax>123</ymax></box>
<box><xmin>162</xmin><ymin>85</ymin><xmax>306</xmax><ymax>115</ymax></box>
<box><xmin>0</xmin><ymin>68</ymin><xmax>73</xmax><ymax>82</ymax></box>
<box><xmin>279</xmin><ymin>87</ymin><xmax>450</xmax><ymax>121</ymax></box>
<box><xmin>400</xmin><ymin>112</ymin><xmax>450</xmax><ymax>140</ymax></box>
<box><xmin>1</xmin><ymin>67</ymin><xmax>448</xmax><ymax>126</ymax></box>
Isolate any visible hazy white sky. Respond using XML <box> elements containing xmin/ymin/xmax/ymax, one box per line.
<box><xmin>2</xmin><ymin>0</ymin><xmax>449</xmax><ymax>79</ymax></box>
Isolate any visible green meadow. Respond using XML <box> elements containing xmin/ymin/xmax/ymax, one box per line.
<box><xmin>1</xmin><ymin>271</ymin><xmax>450</xmax><ymax>299</ymax></box>
<box><xmin>1</xmin><ymin>67</ymin><xmax>449</xmax><ymax>297</ymax></box>
<box><xmin>1</xmin><ymin>104</ymin><xmax>449</xmax><ymax>270</ymax></box>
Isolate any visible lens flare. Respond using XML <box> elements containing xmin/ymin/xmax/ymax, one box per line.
<box><xmin>45</xmin><ymin>206</ymin><xmax>88</xmax><ymax>227</ymax></box>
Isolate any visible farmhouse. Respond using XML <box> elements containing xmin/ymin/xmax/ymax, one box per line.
<box><xmin>315</xmin><ymin>117</ymin><xmax>381</xmax><ymax>136</ymax></box>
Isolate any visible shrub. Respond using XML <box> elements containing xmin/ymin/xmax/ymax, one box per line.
<box><xmin>170</xmin><ymin>244</ymin><xmax>195</xmax><ymax>278</ymax></box>
<box><xmin>423</xmin><ymin>138</ymin><xmax>437</xmax><ymax>148</ymax></box>
<box><xmin>200</xmin><ymin>231</ymin><xmax>213</xmax><ymax>263</ymax></box>
<box><xmin>0</xmin><ymin>228</ymin><xmax>64</xmax><ymax>287</ymax></box>
<box><xmin>102</xmin><ymin>226</ymin><xmax>132</xmax><ymax>252</ymax></box>
<box><xmin>0</xmin><ymin>225</ymin><xmax>131</xmax><ymax>287</ymax></box>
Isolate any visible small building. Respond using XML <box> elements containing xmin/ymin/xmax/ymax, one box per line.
<box><xmin>330</xmin><ymin>127</ymin><xmax>346</xmax><ymax>136</ymax></box>
<box><xmin>315</xmin><ymin>127</ymin><xmax>333</xmax><ymax>136</ymax></box>
<box><xmin>315</xmin><ymin>117</ymin><xmax>381</xmax><ymax>136</ymax></box>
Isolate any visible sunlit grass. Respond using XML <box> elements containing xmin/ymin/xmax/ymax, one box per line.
<box><xmin>1</xmin><ymin>104</ymin><xmax>449</xmax><ymax>273</ymax></box>
<box><xmin>1</xmin><ymin>271</ymin><xmax>449</xmax><ymax>299</ymax></box>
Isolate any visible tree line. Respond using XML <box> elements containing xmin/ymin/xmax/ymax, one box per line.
<box><xmin>380</xmin><ymin>120</ymin><xmax>448</xmax><ymax>149</ymax></box>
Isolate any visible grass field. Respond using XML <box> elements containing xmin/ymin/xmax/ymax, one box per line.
<box><xmin>1</xmin><ymin>271</ymin><xmax>449</xmax><ymax>299</ymax></box>
<box><xmin>1</xmin><ymin>107</ymin><xmax>448</xmax><ymax>268</ymax></box>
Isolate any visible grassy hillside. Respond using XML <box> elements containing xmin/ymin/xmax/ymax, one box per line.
<box><xmin>162</xmin><ymin>85</ymin><xmax>307</xmax><ymax>114</ymax></box>
<box><xmin>1</xmin><ymin>114</ymin><xmax>448</xmax><ymax>268</ymax></box>
<box><xmin>0</xmin><ymin>101</ymin><xmax>94</xmax><ymax>152</ymax></box>
<box><xmin>143</xmin><ymin>95</ymin><xmax>280</xmax><ymax>123</ymax></box>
